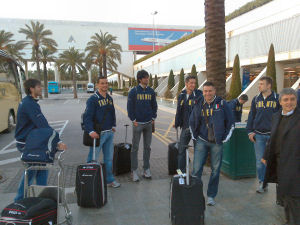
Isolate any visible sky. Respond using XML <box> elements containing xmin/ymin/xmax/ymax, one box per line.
<box><xmin>1</xmin><ymin>0</ymin><xmax>254</xmax><ymax>27</ymax></box>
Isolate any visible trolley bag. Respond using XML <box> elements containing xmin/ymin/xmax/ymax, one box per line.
<box><xmin>0</xmin><ymin>197</ymin><xmax>57</xmax><ymax>225</ymax></box>
<box><xmin>168</xmin><ymin>128</ymin><xmax>179</xmax><ymax>175</ymax></box>
<box><xmin>113</xmin><ymin>124</ymin><xmax>132</xmax><ymax>175</ymax></box>
<box><xmin>76</xmin><ymin>139</ymin><xmax>107</xmax><ymax>208</ymax></box>
<box><xmin>170</xmin><ymin>146</ymin><xmax>205</xmax><ymax>225</ymax></box>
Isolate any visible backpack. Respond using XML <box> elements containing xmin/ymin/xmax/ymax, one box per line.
<box><xmin>21</xmin><ymin>128</ymin><xmax>60</xmax><ymax>163</ymax></box>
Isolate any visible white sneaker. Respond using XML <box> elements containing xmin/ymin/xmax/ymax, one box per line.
<box><xmin>132</xmin><ymin>170</ymin><xmax>140</xmax><ymax>182</ymax></box>
<box><xmin>108</xmin><ymin>180</ymin><xmax>121</xmax><ymax>188</ymax></box>
<box><xmin>207</xmin><ymin>197</ymin><xmax>216</xmax><ymax>206</ymax></box>
<box><xmin>256</xmin><ymin>182</ymin><xmax>267</xmax><ymax>193</ymax></box>
<box><xmin>143</xmin><ymin>169</ymin><xmax>152</xmax><ymax>179</ymax></box>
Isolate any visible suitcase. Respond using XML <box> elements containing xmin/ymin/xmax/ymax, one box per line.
<box><xmin>170</xmin><ymin>146</ymin><xmax>205</xmax><ymax>225</ymax></box>
<box><xmin>76</xmin><ymin>139</ymin><xmax>107</xmax><ymax>208</ymax></box>
<box><xmin>168</xmin><ymin>128</ymin><xmax>179</xmax><ymax>175</ymax></box>
<box><xmin>0</xmin><ymin>197</ymin><xmax>57</xmax><ymax>225</ymax></box>
<box><xmin>113</xmin><ymin>124</ymin><xmax>132</xmax><ymax>175</ymax></box>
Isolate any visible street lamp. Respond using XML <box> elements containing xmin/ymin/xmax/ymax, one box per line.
<box><xmin>151</xmin><ymin>11</ymin><xmax>158</xmax><ymax>52</ymax></box>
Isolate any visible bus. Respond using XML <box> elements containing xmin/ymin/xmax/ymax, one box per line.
<box><xmin>0</xmin><ymin>50</ymin><xmax>24</xmax><ymax>133</ymax></box>
<box><xmin>48</xmin><ymin>81</ymin><xmax>60</xmax><ymax>94</ymax></box>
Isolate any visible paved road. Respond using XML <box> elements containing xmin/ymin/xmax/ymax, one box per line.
<box><xmin>0</xmin><ymin>93</ymin><xmax>285</xmax><ymax>225</ymax></box>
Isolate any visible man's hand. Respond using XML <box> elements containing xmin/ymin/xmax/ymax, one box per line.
<box><xmin>133</xmin><ymin>121</ymin><xmax>138</xmax><ymax>127</ymax></box>
<box><xmin>112</xmin><ymin>128</ymin><xmax>116</xmax><ymax>132</ymax></box>
<box><xmin>172</xmin><ymin>124</ymin><xmax>175</xmax><ymax>128</ymax></box>
<box><xmin>57</xmin><ymin>142</ymin><xmax>67</xmax><ymax>151</ymax></box>
<box><xmin>89</xmin><ymin>131</ymin><xmax>100</xmax><ymax>139</ymax></box>
<box><xmin>152</xmin><ymin>120</ymin><xmax>155</xmax><ymax>125</ymax></box>
<box><xmin>261</xmin><ymin>158</ymin><xmax>267</xmax><ymax>165</ymax></box>
<box><xmin>249</xmin><ymin>133</ymin><xmax>256</xmax><ymax>143</ymax></box>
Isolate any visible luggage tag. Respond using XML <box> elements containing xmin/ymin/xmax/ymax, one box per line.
<box><xmin>179</xmin><ymin>177</ymin><xmax>185</xmax><ymax>185</ymax></box>
<box><xmin>124</xmin><ymin>144</ymin><xmax>130</xmax><ymax>150</ymax></box>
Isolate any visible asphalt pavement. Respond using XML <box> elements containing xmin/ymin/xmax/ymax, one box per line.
<box><xmin>0</xmin><ymin>92</ymin><xmax>285</xmax><ymax>225</ymax></box>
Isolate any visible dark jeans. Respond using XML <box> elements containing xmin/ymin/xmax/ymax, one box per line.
<box><xmin>177</xmin><ymin>128</ymin><xmax>192</xmax><ymax>173</ymax></box>
<box><xmin>282</xmin><ymin>195</ymin><xmax>300</xmax><ymax>225</ymax></box>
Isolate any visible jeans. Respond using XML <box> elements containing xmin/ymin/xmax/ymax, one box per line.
<box><xmin>131</xmin><ymin>122</ymin><xmax>152</xmax><ymax>171</ymax></box>
<box><xmin>87</xmin><ymin>130</ymin><xmax>115</xmax><ymax>184</ymax></box>
<box><xmin>177</xmin><ymin>128</ymin><xmax>192</xmax><ymax>173</ymax></box>
<box><xmin>253</xmin><ymin>134</ymin><xmax>270</xmax><ymax>182</ymax></box>
<box><xmin>15</xmin><ymin>144</ymin><xmax>49</xmax><ymax>202</ymax></box>
<box><xmin>192</xmin><ymin>138</ymin><xmax>223</xmax><ymax>198</ymax></box>
<box><xmin>15</xmin><ymin>169</ymin><xmax>48</xmax><ymax>202</ymax></box>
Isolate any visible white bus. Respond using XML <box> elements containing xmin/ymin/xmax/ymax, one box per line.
<box><xmin>0</xmin><ymin>50</ymin><xmax>24</xmax><ymax>133</ymax></box>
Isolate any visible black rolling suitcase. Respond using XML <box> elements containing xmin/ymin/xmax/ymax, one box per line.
<box><xmin>0</xmin><ymin>197</ymin><xmax>57</xmax><ymax>225</ymax></box>
<box><xmin>170</xmin><ymin>146</ymin><xmax>205</xmax><ymax>225</ymax></box>
<box><xmin>168</xmin><ymin>128</ymin><xmax>179</xmax><ymax>175</ymax></box>
<box><xmin>113</xmin><ymin>124</ymin><xmax>132</xmax><ymax>175</ymax></box>
<box><xmin>76</xmin><ymin>139</ymin><xmax>107</xmax><ymax>208</ymax></box>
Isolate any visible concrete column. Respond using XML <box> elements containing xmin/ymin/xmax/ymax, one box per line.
<box><xmin>120</xmin><ymin>74</ymin><xmax>124</xmax><ymax>89</ymax></box>
<box><xmin>54</xmin><ymin>64</ymin><xmax>60</xmax><ymax>82</ymax></box>
<box><xmin>118</xmin><ymin>73</ymin><xmax>121</xmax><ymax>89</ymax></box>
<box><xmin>198</xmin><ymin>71</ymin><xmax>207</xmax><ymax>90</ymax></box>
<box><xmin>275</xmin><ymin>62</ymin><xmax>284</xmax><ymax>92</ymax></box>
<box><xmin>88</xmin><ymin>69</ymin><xmax>92</xmax><ymax>83</ymax></box>
<box><xmin>133</xmin><ymin>51</ymin><xmax>137</xmax><ymax>61</ymax></box>
<box><xmin>24</xmin><ymin>61</ymin><xmax>28</xmax><ymax>80</ymax></box>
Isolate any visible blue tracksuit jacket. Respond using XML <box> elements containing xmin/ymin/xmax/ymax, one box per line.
<box><xmin>246</xmin><ymin>91</ymin><xmax>280</xmax><ymax>135</ymax></box>
<box><xmin>228</xmin><ymin>98</ymin><xmax>243</xmax><ymax>123</ymax></box>
<box><xmin>127</xmin><ymin>85</ymin><xmax>158</xmax><ymax>123</ymax></box>
<box><xmin>83</xmin><ymin>91</ymin><xmax>116</xmax><ymax>133</ymax></box>
<box><xmin>175</xmin><ymin>89</ymin><xmax>203</xmax><ymax>129</ymax></box>
<box><xmin>189</xmin><ymin>96</ymin><xmax>234</xmax><ymax>145</ymax></box>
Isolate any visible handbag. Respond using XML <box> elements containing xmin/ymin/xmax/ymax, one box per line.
<box><xmin>203</xmin><ymin>104</ymin><xmax>216</xmax><ymax>143</ymax></box>
<box><xmin>83</xmin><ymin>106</ymin><xmax>110</xmax><ymax>147</ymax></box>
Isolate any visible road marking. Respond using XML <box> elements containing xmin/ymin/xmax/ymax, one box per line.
<box><xmin>63</xmin><ymin>100</ymin><xmax>70</xmax><ymax>104</ymax></box>
<box><xmin>50</xmin><ymin>123</ymin><xmax>66</xmax><ymax>127</ymax></box>
<box><xmin>0</xmin><ymin>140</ymin><xmax>16</xmax><ymax>152</ymax></box>
<box><xmin>0</xmin><ymin>148</ymin><xmax>17</xmax><ymax>154</ymax></box>
<box><xmin>49</xmin><ymin>120</ymin><xmax>68</xmax><ymax>124</ymax></box>
<box><xmin>59</xmin><ymin>120</ymin><xmax>69</xmax><ymax>137</ymax></box>
<box><xmin>155</xmin><ymin>128</ymin><xmax>176</xmax><ymax>134</ymax></box>
<box><xmin>164</xmin><ymin>118</ymin><xmax>175</xmax><ymax>137</ymax></box>
<box><xmin>114</xmin><ymin>103</ymin><xmax>171</xmax><ymax>146</ymax></box>
<box><xmin>0</xmin><ymin>157</ymin><xmax>20</xmax><ymax>166</ymax></box>
<box><xmin>77</xmin><ymin>99</ymin><xmax>80</xmax><ymax>104</ymax></box>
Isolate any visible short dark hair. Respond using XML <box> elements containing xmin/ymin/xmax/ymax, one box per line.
<box><xmin>97</xmin><ymin>76</ymin><xmax>107</xmax><ymax>83</ymax></box>
<box><xmin>239</xmin><ymin>94</ymin><xmax>248</xmax><ymax>101</ymax></box>
<box><xmin>137</xmin><ymin>70</ymin><xmax>149</xmax><ymax>83</ymax></box>
<box><xmin>185</xmin><ymin>75</ymin><xmax>197</xmax><ymax>83</ymax></box>
<box><xmin>259</xmin><ymin>76</ymin><xmax>273</xmax><ymax>87</ymax></box>
<box><xmin>24</xmin><ymin>79</ymin><xmax>41</xmax><ymax>95</ymax></box>
<box><xmin>203</xmin><ymin>81</ymin><xmax>215</xmax><ymax>88</ymax></box>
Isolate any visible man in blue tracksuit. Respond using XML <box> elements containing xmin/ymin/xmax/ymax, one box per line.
<box><xmin>174</xmin><ymin>75</ymin><xmax>202</xmax><ymax>172</ymax></box>
<box><xmin>14</xmin><ymin>79</ymin><xmax>67</xmax><ymax>201</ymax></box>
<box><xmin>246</xmin><ymin>76</ymin><xmax>280</xmax><ymax>193</ymax></box>
<box><xmin>127</xmin><ymin>70</ymin><xmax>158</xmax><ymax>182</ymax></box>
<box><xmin>190</xmin><ymin>81</ymin><xmax>234</xmax><ymax>206</ymax></box>
<box><xmin>83</xmin><ymin>76</ymin><xmax>120</xmax><ymax>188</ymax></box>
<box><xmin>228</xmin><ymin>94</ymin><xmax>248</xmax><ymax>123</ymax></box>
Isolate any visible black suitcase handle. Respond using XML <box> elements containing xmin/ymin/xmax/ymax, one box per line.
<box><xmin>124</xmin><ymin>124</ymin><xmax>129</xmax><ymax>144</ymax></box>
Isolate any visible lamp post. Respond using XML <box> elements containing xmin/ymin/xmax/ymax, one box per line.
<box><xmin>151</xmin><ymin>11</ymin><xmax>158</xmax><ymax>52</ymax></box>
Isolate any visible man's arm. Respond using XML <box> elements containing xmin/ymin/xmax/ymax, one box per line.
<box><xmin>151</xmin><ymin>90</ymin><xmax>158</xmax><ymax>120</ymax></box>
<box><xmin>174</xmin><ymin>95</ymin><xmax>181</xmax><ymax>128</ymax></box>
<box><xmin>127</xmin><ymin>88</ymin><xmax>136</xmax><ymax>121</ymax></box>
<box><xmin>111</xmin><ymin>98</ymin><xmax>116</xmax><ymax>131</ymax></box>
<box><xmin>24</xmin><ymin>102</ymin><xmax>50</xmax><ymax>129</ymax></box>
<box><xmin>246</xmin><ymin>97</ymin><xmax>257</xmax><ymax>134</ymax></box>
<box><xmin>189</xmin><ymin>104</ymin><xmax>199</xmax><ymax>140</ymax></box>
<box><xmin>83</xmin><ymin>98</ymin><xmax>96</xmax><ymax>134</ymax></box>
<box><xmin>223</xmin><ymin>101</ymin><xmax>234</xmax><ymax>142</ymax></box>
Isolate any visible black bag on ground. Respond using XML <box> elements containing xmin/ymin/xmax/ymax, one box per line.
<box><xmin>168</xmin><ymin>128</ymin><xmax>179</xmax><ymax>175</ymax></box>
<box><xmin>0</xmin><ymin>197</ymin><xmax>57</xmax><ymax>225</ymax></box>
<box><xmin>76</xmin><ymin>139</ymin><xmax>107</xmax><ymax>208</ymax></box>
<box><xmin>170</xmin><ymin>146</ymin><xmax>205</xmax><ymax>225</ymax></box>
<box><xmin>113</xmin><ymin>124</ymin><xmax>132</xmax><ymax>176</ymax></box>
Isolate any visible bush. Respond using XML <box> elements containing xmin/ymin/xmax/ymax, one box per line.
<box><xmin>191</xmin><ymin>64</ymin><xmax>199</xmax><ymax>88</ymax></box>
<box><xmin>228</xmin><ymin>54</ymin><xmax>242</xmax><ymax>100</ymax></box>
<box><xmin>153</xmin><ymin>75</ymin><xmax>158</xmax><ymax>90</ymax></box>
<box><xmin>149</xmin><ymin>74</ymin><xmax>153</xmax><ymax>87</ymax></box>
<box><xmin>177</xmin><ymin>68</ymin><xmax>185</xmax><ymax>96</ymax></box>
<box><xmin>164</xmin><ymin>89</ymin><xmax>173</xmax><ymax>99</ymax></box>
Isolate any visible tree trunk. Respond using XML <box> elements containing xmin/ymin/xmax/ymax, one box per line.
<box><xmin>98</xmin><ymin>64</ymin><xmax>103</xmax><ymax>77</ymax></box>
<box><xmin>43</xmin><ymin>62</ymin><xmax>48</xmax><ymax>98</ymax></box>
<box><xmin>102</xmin><ymin>54</ymin><xmax>107</xmax><ymax>78</ymax></box>
<box><xmin>205</xmin><ymin>0</ymin><xmax>226</xmax><ymax>98</ymax></box>
<box><xmin>72</xmin><ymin>66</ymin><xmax>78</xmax><ymax>99</ymax></box>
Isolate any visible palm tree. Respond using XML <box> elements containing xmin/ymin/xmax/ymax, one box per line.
<box><xmin>0</xmin><ymin>30</ymin><xmax>27</xmax><ymax>63</ymax></box>
<box><xmin>0</xmin><ymin>30</ymin><xmax>14</xmax><ymax>50</ymax></box>
<box><xmin>19</xmin><ymin>21</ymin><xmax>57</xmax><ymax>81</ymax></box>
<box><xmin>85</xmin><ymin>31</ymin><xmax>122</xmax><ymax>77</ymax></box>
<box><xmin>205</xmin><ymin>0</ymin><xmax>226</xmax><ymax>97</ymax></box>
<box><xmin>59</xmin><ymin>47</ymin><xmax>86</xmax><ymax>99</ymax></box>
<box><xmin>40</xmin><ymin>47</ymin><xmax>56</xmax><ymax>98</ymax></box>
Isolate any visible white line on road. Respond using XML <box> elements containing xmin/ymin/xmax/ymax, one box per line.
<box><xmin>77</xmin><ymin>99</ymin><xmax>80</xmax><ymax>104</ymax></box>
<box><xmin>0</xmin><ymin>140</ymin><xmax>16</xmax><ymax>152</ymax></box>
<box><xmin>0</xmin><ymin>157</ymin><xmax>20</xmax><ymax>166</ymax></box>
<box><xmin>50</xmin><ymin>123</ymin><xmax>66</xmax><ymax>127</ymax></box>
<box><xmin>59</xmin><ymin>120</ymin><xmax>69</xmax><ymax>137</ymax></box>
<box><xmin>49</xmin><ymin>120</ymin><xmax>68</xmax><ymax>124</ymax></box>
<box><xmin>0</xmin><ymin>148</ymin><xmax>18</xmax><ymax>154</ymax></box>
<box><xmin>63</xmin><ymin>100</ymin><xmax>70</xmax><ymax>104</ymax></box>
